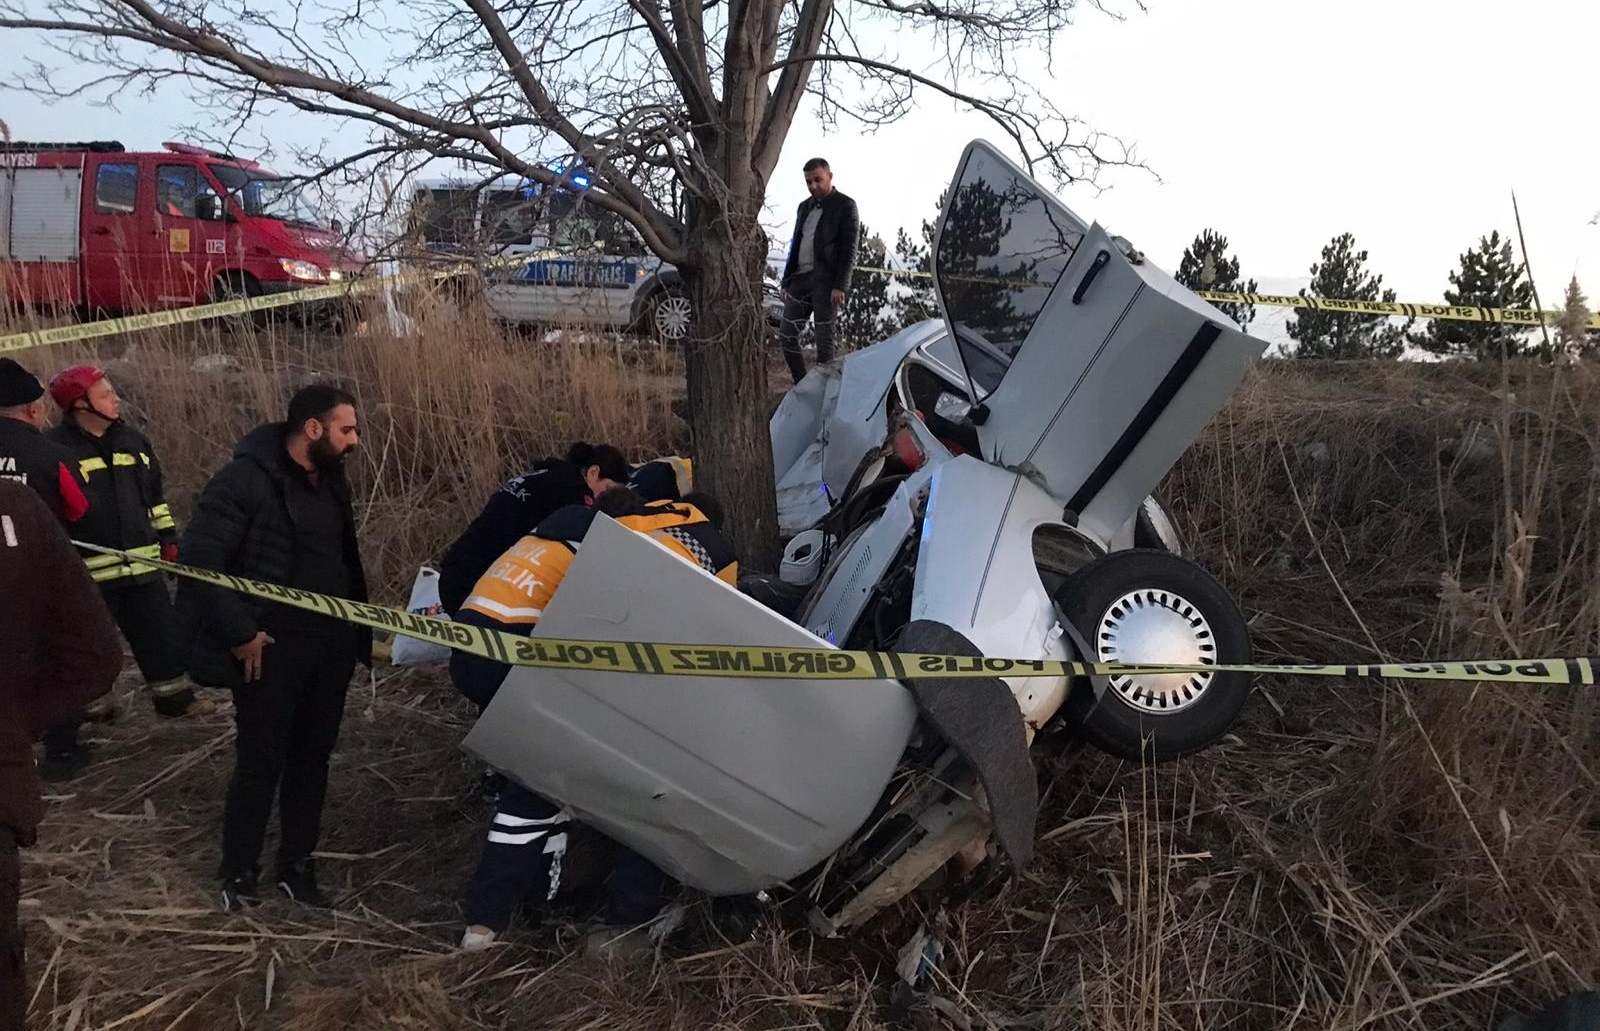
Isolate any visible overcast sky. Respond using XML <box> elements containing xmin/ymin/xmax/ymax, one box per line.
<box><xmin>2</xmin><ymin>0</ymin><xmax>1596</xmax><ymax>339</ymax></box>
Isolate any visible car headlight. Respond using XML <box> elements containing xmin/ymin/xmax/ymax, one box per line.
<box><xmin>278</xmin><ymin>258</ymin><xmax>327</xmax><ymax>282</ymax></box>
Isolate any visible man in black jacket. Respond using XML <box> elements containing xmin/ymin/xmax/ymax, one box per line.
<box><xmin>44</xmin><ymin>365</ymin><xmax>212</xmax><ymax>780</ymax></box>
<box><xmin>778</xmin><ymin>157</ymin><xmax>860</xmax><ymax>384</ymax></box>
<box><xmin>176</xmin><ymin>384</ymin><xmax>371</xmax><ymax>911</ymax></box>
<box><xmin>0</xmin><ymin>359</ymin><xmax>89</xmax><ymax>526</ymax></box>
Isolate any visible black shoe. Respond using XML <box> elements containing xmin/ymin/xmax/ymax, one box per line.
<box><xmin>220</xmin><ymin>871</ymin><xmax>261</xmax><ymax>912</ymax></box>
<box><xmin>39</xmin><ymin>747</ymin><xmax>91</xmax><ymax>783</ymax></box>
<box><xmin>276</xmin><ymin>859</ymin><xmax>333</xmax><ymax>908</ymax></box>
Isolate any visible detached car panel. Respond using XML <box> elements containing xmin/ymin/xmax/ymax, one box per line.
<box><xmin>461</xmin><ymin>516</ymin><xmax>918</xmax><ymax>894</ymax></box>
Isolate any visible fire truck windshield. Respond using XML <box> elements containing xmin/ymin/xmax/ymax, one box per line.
<box><xmin>210</xmin><ymin>165</ymin><xmax>331</xmax><ymax>230</ymax></box>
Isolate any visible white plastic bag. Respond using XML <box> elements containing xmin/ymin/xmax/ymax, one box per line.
<box><xmin>390</xmin><ymin>565</ymin><xmax>453</xmax><ymax>666</ymax></box>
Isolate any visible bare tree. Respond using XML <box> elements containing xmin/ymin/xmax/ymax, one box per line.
<box><xmin>0</xmin><ymin>0</ymin><xmax>1141</xmax><ymax>564</ymax></box>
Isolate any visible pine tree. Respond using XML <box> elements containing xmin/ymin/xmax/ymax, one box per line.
<box><xmin>1554</xmin><ymin>277</ymin><xmax>1597</xmax><ymax>361</ymax></box>
<box><xmin>1409</xmin><ymin>231</ymin><xmax>1534</xmax><ymax>361</ymax></box>
<box><xmin>886</xmin><ymin>190</ymin><xmax>946</xmax><ymax>332</ymax></box>
<box><xmin>833</xmin><ymin>224</ymin><xmax>894</xmax><ymax>350</ymax></box>
<box><xmin>1287</xmin><ymin>232</ymin><xmax>1409</xmax><ymax>359</ymax></box>
<box><xmin>1175</xmin><ymin>229</ymin><xmax>1257</xmax><ymax>331</ymax></box>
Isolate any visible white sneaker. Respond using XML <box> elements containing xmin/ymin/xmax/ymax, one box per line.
<box><xmin>460</xmin><ymin>925</ymin><xmax>497</xmax><ymax>952</ymax></box>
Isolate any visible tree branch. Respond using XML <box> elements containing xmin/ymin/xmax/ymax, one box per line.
<box><xmin>752</xmin><ymin>0</ymin><xmax>834</xmax><ymax>184</ymax></box>
<box><xmin>622</xmin><ymin>0</ymin><xmax>717</xmax><ymax>129</ymax></box>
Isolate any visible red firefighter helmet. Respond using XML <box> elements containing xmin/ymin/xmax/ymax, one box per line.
<box><xmin>49</xmin><ymin>364</ymin><xmax>107</xmax><ymax>411</ymax></box>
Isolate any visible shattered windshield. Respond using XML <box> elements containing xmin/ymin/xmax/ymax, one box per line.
<box><xmin>934</xmin><ymin>149</ymin><xmax>1085</xmax><ymax>396</ymax></box>
<box><xmin>210</xmin><ymin>164</ymin><xmax>331</xmax><ymax>231</ymax></box>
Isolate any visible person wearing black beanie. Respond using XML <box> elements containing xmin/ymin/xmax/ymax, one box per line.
<box><xmin>0</xmin><ymin>358</ymin><xmax>89</xmax><ymax>527</ymax></box>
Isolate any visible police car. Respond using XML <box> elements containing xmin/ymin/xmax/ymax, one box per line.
<box><xmin>409</xmin><ymin>174</ymin><xmax>783</xmax><ymax>341</ymax></box>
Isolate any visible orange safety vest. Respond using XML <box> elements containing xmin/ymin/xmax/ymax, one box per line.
<box><xmin>460</xmin><ymin>502</ymin><xmax>737</xmax><ymax>628</ymax></box>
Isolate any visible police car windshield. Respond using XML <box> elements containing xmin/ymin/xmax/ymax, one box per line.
<box><xmin>210</xmin><ymin>165</ymin><xmax>331</xmax><ymax>231</ymax></box>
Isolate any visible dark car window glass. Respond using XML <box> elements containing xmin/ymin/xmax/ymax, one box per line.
<box><xmin>156</xmin><ymin>164</ymin><xmax>198</xmax><ymax>218</ymax></box>
<box><xmin>94</xmin><ymin>163</ymin><xmax>137</xmax><ymax>215</ymax></box>
<box><xmin>934</xmin><ymin>149</ymin><xmax>1085</xmax><ymax>396</ymax></box>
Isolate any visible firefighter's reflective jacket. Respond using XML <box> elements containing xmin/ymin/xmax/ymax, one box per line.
<box><xmin>47</xmin><ymin>418</ymin><xmax>177</xmax><ymax>586</ymax></box>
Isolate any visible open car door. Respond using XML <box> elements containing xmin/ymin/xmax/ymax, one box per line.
<box><xmin>932</xmin><ymin>141</ymin><xmax>1267</xmax><ymax>543</ymax></box>
<box><xmin>461</xmin><ymin>515</ymin><xmax>918</xmax><ymax>894</ymax></box>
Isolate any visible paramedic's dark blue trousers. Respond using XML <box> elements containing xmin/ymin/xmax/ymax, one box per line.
<box><xmin>464</xmin><ymin>783</ymin><xmax>674</xmax><ymax>932</ymax></box>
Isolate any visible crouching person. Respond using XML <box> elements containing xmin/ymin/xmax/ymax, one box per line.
<box><xmin>449</xmin><ymin>488</ymin><xmax>737</xmax><ymax>955</ymax></box>
<box><xmin>625</xmin><ymin>455</ymin><xmax>692</xmax><ymax>503</ymax></box>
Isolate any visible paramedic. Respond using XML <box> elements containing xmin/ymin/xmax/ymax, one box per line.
<box><xmin>0</xmin><ymin>358</ymin><xmax>89</xmax><ymax>526</ymax></box>
<box><xmin>437</xmin><ymin>442</ymin><xmax>633</xmax><ymax>618</ymax></box>
<box><xmin>449</xmin><ymin>489</ymin><xmax>737</xmax><ymax>956</ymax></box>
<box><xmin>625</xmin><ymin>454</ymin><xmax>693</xmax><ymax>503</ymax></box>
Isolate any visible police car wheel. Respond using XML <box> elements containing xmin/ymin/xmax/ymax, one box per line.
<box><xmin>1052</xmin><ymin>549</ymin><xmax>1253</xmax><ymax>762</ymax></box>
<box><xmin>651</xmin><ymin>289</ymin><xmax>694</xmax><ymax>342</ymax></box>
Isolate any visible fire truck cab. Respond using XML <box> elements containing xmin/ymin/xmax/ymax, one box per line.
<box><xmin>0</xmin><ymin>140</ymin><xmax>364</xmax><ymax>315</ymax></box>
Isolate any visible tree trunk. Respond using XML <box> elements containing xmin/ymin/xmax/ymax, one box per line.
<box><xmin>681</xmin><ymin>194</ymin><xmax>783</xmax><ymax>571</ymax></box>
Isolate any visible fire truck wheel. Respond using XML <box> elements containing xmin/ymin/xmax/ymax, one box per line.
<box><xmin>209</xmin><ymin>273</ymin><xmax>264</xmax><ymax>328</ymax></box>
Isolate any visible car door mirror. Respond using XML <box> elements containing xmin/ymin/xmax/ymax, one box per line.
<box><xmin>196</xmin><ymin>194</ymin><xmax>223</xmax><ymax>222</ymax></box>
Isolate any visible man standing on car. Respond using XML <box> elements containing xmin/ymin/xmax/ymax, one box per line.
<box><xmin>44</xmin><ymin>365</ymin><xmax>213</xmax><ymax>776</ymax></box>
<box><xmin>175</xmin><ymin>384</ymin><xmax>371</xmax><ymax>912</ymax></box>
<box><xmin>778</xmin><ymin>157</ymin><xmax>860</xmax><ymax>384</ymax></box>
<box><xmin>0</xmin><ymin>481</ymin><xmax>123</xmax><ymax>1029</ymax></box>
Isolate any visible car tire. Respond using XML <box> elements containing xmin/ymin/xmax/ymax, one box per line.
<box><xmin>1052</xmin><ymin>549</ymin><xmax>1252</xmax><ymax>762</ymax></box>
<box><xmin>209</xmin><ymin>273</ymin><xmax>264</xmax><ymax>330</ymax></box>
<box><xmin>648</xmin><ymin>286</ymin><xmax>694</xmax><ymax>343</ymax></box>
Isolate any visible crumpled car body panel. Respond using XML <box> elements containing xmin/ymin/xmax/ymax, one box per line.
<box><xmin>461</xmin><ymin>516</ymin><xmax>918</xmax><ymax>893</ymax></box>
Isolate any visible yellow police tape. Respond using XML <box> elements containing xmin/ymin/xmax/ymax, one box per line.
<box><xmin>0</xmin><ymin>249</ymin><xmax>562</xmax><ymax>355</ymax></box>
<box><xmin>71</xmin><ymin>541</ymin><xmax>1600</xmax><ymax>687</ymax></box>
<box><xmin>854</xmin><ymin>266</ymin><xmax>1600</xmax><ymax>331</ymax></box>
<box><xmin>7</xmin><ymin>252</ymin><xmax>1593</xmax><ymax>356</ymax></box>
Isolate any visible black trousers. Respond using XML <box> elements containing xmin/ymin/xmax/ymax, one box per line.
<box><xmin>43</xmin><ymin>577</ymin><xmax>191</xmax><ymax>753</ymax></box>
<box><xmin>219</xmin><ymin>631</ymin><xmax>358</xmax><ymax>880</ymax></box>
<box><xmin>463</xmin><ymin>783</ymin><xmax>673</xmax><ymax>933</ymax></box>
<box><xmin>779</xmin><ymin>271</ymin><xmax>837</xmax><ymax>383</ymax></box>
<box><xmin>1</xmin><ymin>827</ymin><xmax>22</xmax><ymax>1031</ymax></box>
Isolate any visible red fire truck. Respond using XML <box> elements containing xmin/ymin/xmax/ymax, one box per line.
<box><xmin>0</xmin><ymin>140</ymin><xmax>365</xmax><ymax>315</ymax></box>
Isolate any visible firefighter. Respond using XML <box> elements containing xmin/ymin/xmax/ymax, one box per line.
<box><xmin>45</xmin><ymin>365</ymin><xmax>213</xmax><ymax>750</ymax></box>
<box><xmin>449</xmin><ymin>488</ymin><xmax>737</xmax><ymax>957</ymax></box>
<box><xmin>0</xmin><ymin>358</ymin><xmax>89</xmax><ymax>526</ymax></box>
<box><xmin>437</xmin><ymin>441</ymin><xmax>634</xmax><ymax>619</ymax></box>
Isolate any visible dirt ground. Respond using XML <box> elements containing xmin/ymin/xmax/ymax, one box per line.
<box><xmin>13</xmin><ymin>340</ymin><xmax>1600</xmax><ymax>1030</ymax></box>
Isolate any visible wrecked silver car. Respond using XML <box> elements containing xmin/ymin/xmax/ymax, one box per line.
<box><xmin>464</xmin><ymin>140</ymin><xmax>1269</xmax><ymax>934</ymax></box>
